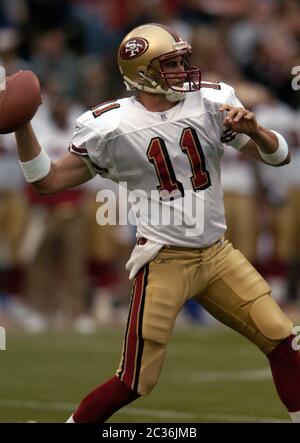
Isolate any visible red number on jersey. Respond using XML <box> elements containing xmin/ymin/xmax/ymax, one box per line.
<box><xmin>147</xmin><ymin>137</ymin><xmax>184</xmax><ymax>198</ymax></box>
<box><xmin>180</xmin><ymin>127</ymin><xmax>211</xmax><ymax>191</ymax></box>
<box><xmin>147</xmin><ymin>128</ymin><xmax>211</xmax><ymax>198</ymax></box>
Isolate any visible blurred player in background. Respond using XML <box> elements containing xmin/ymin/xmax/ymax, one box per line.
<box><xmin>221</xmin><ymin>82</ymin><xmax>269</xmax><ymax>265</ymax></box>
<box><xmin>221</xmin><ymin>146</ymin><xmax>257</xmax><ymax>261</ymax></box>
<box><xmin>13</xmin><ymin>24</ymin><xmax>300</xmax><ymax>423</ymax></box>
<box><xmin>83</xmin><ymin>176</ymin><xmax>134</xmax><ymax>326</ymax></box>
<box><xmin>22</xmin><ymin>80</ymin><xmax>89</xmax><ymax>330</ymax></box>
<box><xmin>0</xmin><ymin>132</ymin><xmax>27</xmax><ymax>315</ymax></box>
<box><xmin>255</xmin><ymin>93</ymin><xmax>300</xmax><ymax>314</ymax></box>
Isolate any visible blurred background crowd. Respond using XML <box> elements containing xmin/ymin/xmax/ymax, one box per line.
<box><xmin>0</xmin><ymin>0</ymin><xmax>299</xmax><ymax>333</ymax></box>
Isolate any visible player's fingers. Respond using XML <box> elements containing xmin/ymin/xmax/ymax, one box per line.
<box><xmin>224</xmin><ymin>108</ymin><xmax>240</xmax><ymax>122</ymax></box>
<box><xmin>233</xmin><ymin>109</ymin><xmax>247</xmax><ymax>122</ymax></box>
<box><xmin>244</xmin><ymin>112</ymin><xmax>255</xmax><ymax>120</ymax></box>
<box><xmin>219</xmin><ymin>104</ymin><xmax>233</xmax><ymax>112</ymax></box>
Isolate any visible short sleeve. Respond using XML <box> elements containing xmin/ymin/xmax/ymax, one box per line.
<box><xmin>220</xmin><ymin>89</ymin><xmax>251</xmax><ymax>151</ymax></box>
<box><xmin>69</xmin><ymin>122</ymin><xmax>111</xmax><ymax>177</ymax></box>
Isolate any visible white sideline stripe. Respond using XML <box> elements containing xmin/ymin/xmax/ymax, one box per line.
<box><xmin>0</xmin><ymin>399</ymin><xmax>193</xmax><ymax>420</ymax></box>
<box><xmin>0</xmin><ymin>399</ymin><xmax>289</xmax><ymax>423</ymax></box>
<box><xmin>123</xmin><ymin>407</ymin><xmax>193</xmax><ymax>420</ymax></box>
<box><xmin>202</xmin><ymin>413</ymin><xmax>290</xmax><ymax>423</ymax></box>
<box><xmin>184</xmin><ymin>368</ymin><xmax>272</xmax><ymax>383</ymax></box>
<box><xmin>0</xmin><ymin>399</ymin><xmax>77</xmax><ymax>411</ymax></box>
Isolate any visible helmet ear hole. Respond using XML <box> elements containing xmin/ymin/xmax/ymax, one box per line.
<box><xmin>146</xmin><ymin>66</ymin><xmax>157</xmax><ymax>78</ymax></box>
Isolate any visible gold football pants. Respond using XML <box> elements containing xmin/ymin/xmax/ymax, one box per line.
<box><xmin>116</xmin><ymin>240</ymin><xmax>293</xmax><ymax>395</ymax></box>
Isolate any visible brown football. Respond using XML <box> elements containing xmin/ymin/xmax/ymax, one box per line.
<box><xmin>0</xmin><ymin>70</ymin><xmax>41</xmax><ymax>134</ymax></box>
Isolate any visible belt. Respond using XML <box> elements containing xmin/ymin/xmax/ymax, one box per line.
<box><xmin>162</xmin><ymin>236</ymin><xmax>225</xmax><ymax>252</ymax></box>
<box><xmin>136</xmin><ymin>236</ymin><xmax>225</xmax><ymax>251</ymax></box>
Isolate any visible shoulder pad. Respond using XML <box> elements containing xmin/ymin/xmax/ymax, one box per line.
<box><xmin>200</xmin><ymin>81</ymin><xmax>234</xmax><ymax>104</ymax></box>
<box><xmin>76</xmin><ymin>100</ymin><xmax>124</xmax><ymax>138</ymax></box>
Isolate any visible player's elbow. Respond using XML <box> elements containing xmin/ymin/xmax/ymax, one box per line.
<box><xmin>31</xmin><ymin>173</ymin><xmax>60</xmax><ymax>195</ymax></box>
<box><xmin>31</xmin><ymin>181</ymin><xmax>57</xmax><ymax>195</ymax></box>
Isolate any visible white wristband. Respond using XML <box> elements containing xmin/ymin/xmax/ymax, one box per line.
<box><xmin>19</xmin><ymin>149</ymin><xmax>51</xmax><ymax>183</ymax></box>
<box><xmin>257</xmin><ymin>130</ymin><xmax>289</xmax><ymax>165</ymax></box>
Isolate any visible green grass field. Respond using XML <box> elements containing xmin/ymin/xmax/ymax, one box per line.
<box><xmin>0</xmin><ymin>325</ymin><xmax>290</xmax><ymax>423</ymax></box>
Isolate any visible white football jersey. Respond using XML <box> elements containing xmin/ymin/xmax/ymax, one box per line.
<box><xmin>69</xmin><ymin>82</ymin><xmax>250</xmax><ymax>249</ymax></box>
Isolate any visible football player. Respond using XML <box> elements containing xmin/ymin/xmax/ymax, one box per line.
<box><xmin>14</xmin><ymin>24</ymin><xmax>300</xmax><ymax>423</ymax></box>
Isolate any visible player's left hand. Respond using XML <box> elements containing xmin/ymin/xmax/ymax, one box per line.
<box><xmin>219</xmin><ymin>104</ymin><xmax>259</xmax><ymax>135</ymax></box>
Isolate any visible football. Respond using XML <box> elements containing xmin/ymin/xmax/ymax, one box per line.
<box><xmin>0</xmin><ymin>70</ymin><xmax>41</xmax><ymax>134</ymax></box>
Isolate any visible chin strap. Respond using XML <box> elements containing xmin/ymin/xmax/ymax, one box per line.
<box><xmin>165</xmin><ymin>89</ymin><xmax>185</xmax><ymax>102</ymax></box>
<box><xmin>123</xmin><ymin>74</ymin><xmax>186</xmax><ymax>102</ymax></box>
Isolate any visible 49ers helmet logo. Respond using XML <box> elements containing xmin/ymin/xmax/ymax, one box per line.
<box><xmin>120</xmin><ymin>38</ymin><xmax>149</xmax><ymax>59</ymax></box>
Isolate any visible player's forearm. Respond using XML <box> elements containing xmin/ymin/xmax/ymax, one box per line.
<box><xmin>249</xmin><ymin>126</ymin><xmax>278</xmax><ymax>154</ymax></box>
<box><xmin>15</xmin><ymin>123</ymin><xmax>43</xmax><ymax>161</ymax></box>
<box><xmin>15</xmin><ymin>125</ymin><xmax>92</xmax><ymax>194</ymax></box>
<box><xmin>15</xmin><ymin>123</ymin><xmax>55</xmax><ymax>193</ymax></box>
<box><xmin>250</xmin><ymin>126</ymin><xmax>290</xmax><ymax>166</ymax></box>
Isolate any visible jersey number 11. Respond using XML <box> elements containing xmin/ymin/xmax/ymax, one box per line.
<box><xmin>147</xmin><ymin>127</ymin><xmax>211</xmax><ymax>198</ymax></box>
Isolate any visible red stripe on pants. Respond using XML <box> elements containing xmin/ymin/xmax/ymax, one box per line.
<box><xmin>121</xmin><ymin>267</ymin><xmax>145</xmax><ymax>389</ymax></box>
